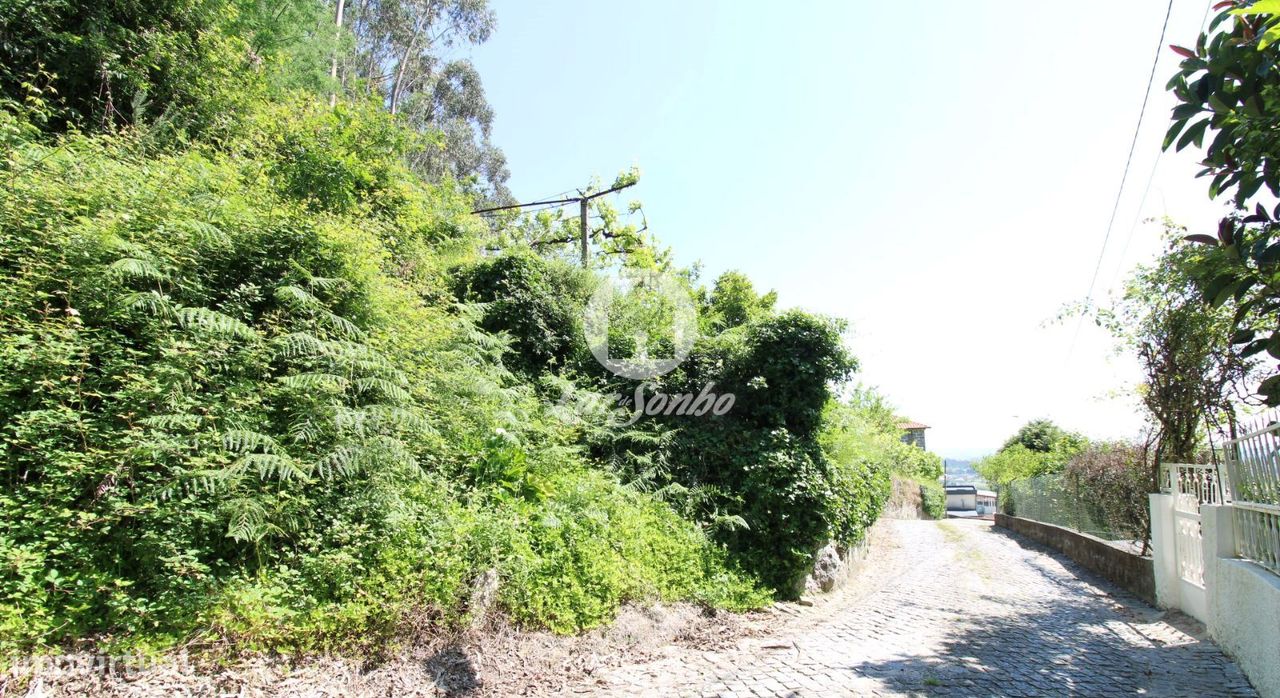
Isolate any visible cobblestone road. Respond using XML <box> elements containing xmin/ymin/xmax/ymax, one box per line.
<box><xmin>573</xmin><ymin>519</ymin><xmax>1257</xmax><ymax>697</ymax></box>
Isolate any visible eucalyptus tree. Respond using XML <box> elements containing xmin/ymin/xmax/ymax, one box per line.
<box><xmin>335</xmin><ymin>0</ymin><xmax>510</xmax><ymax>202</ymax></box>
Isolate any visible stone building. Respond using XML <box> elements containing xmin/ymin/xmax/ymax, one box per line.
<box><xmin>898</xmin><ymin>421</ymin><xmax>929</xmax><ymax>450</ymax></box>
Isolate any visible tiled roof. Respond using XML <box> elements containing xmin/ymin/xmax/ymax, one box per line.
<box><xmin>898</xmin><ymin>421</ymin><xmax>929</xmax><ymax>430</ymax></box>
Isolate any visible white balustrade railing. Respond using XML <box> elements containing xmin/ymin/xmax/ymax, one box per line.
<box><xmin>1161</xmin><ymin>462</ymin><xmax>1226</xmax><ymax>503</ymax></box>
<box><xmin>1221</xmin><ymin>417</ymin><xmax>1280</xmax><ymax>578</ymax></box>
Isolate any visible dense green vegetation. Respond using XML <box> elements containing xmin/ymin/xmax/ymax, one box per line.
<box><xmin>916</xmin><ymin>478</ymin><xmax>946</xmax><ymax>520</ymax></box>
<box><xmin>0</xmin><ymin>0</ymin><xmax>928</xmax><ymax>655</ymax></box>
<box><xmin>1163</xmin><ymin>1</ymin><xmax>1280</xmax><ymax>408</ymax></box>
<box><xmin>976</xmin><ymin>420</ymin><xmax>1085</xmax><ymax>488</ymax></box>
<box><xmin>980</xmin><ymin>420</ymin><xmax>1151</xmax><ymax>542</ymax></box>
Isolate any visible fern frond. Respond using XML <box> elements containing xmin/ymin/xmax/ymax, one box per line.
<box><xmin>140</xmin><ymin>413</ymin><xmax>202</xmax><ymax>431</ymax></box>
<box><xmin>108</xmin><ymin>257</ymin><xmax>165</xmax><ymax>281</ymax></box>
<box><xmin>333</xmin><ymin>404</ymin><xmax>432</xmax><ymax>437</ymax></box>
<box><xmin>355</xmin><ymin>377</ymin><xmax>412</xmax><ymax>404</ymax></box>
<box><xmin>333</xmin><ymin>406</ymin><xmax>363</xmax><ymax>432</ymax></box>
<box><xmin>278</xmin><ymin>372</ymin><xmax>349</xmax><ymax>393</ymax></box>
<box><xmin>321</xmin><ymin>310</ymin><xmax>365</xmax><ymax>339</ymax></box>
<box><xmin>176</xmin><ymin>220</ymin><xmax>230</xmax><ymax>248</ymax></box>
<box><xmin>222</xmin><ymin>497</ymin><xmax>272</xmax><ymax>542</ymax></box>
<box><xmin>361</xmin><ymin>404</ymin><xmax>432</xmax><ymax>433</ymax></box>
<box><xmin>453</xmin><ymin>302</ymin><xmax>489</xmax><ymax>323</ymax></box>
<box><xmin>287</xmin><ymin>417</ymin><xmax>326</xmax><ymax>444</ymax></box>
<box><xmin>236</xmin><ymin>453</ymin><xmax>309</xmax><ymax>481</ymax></box>
<box><xmin>366</xmin><ymin>435</ymin><xmax>422</xmax><ymax>475</ymax></box>
<box><xmin>175</xmin><ymin>306</ymin><xmax>257</xmax><ymax>339</ymax></box>
<box><xmin>325</xmin><ymin>340</ymin><xmax>375</xmax><ymax>360</ymax></box>
<box><xmin>98</xmin><ymin>234</ymin><xmax>147</xmax><ymax>258</ymax></box>
<box><xmin>306</xmin><ymin>276</ymin><xmax>350</xmax><ymax>294</ymax></box>
<box><xmin>274</xmin><ymin>331</ymin><xmax>329</xmax><ymax>358</ymax></box>
<box><xmin>274</xmin><ymin>284</ymin><xmax>322</xmax><ymax>310</ymax></box>
<box><xmin>331</xmin><ymin>343</ymin><xmax>398</xmax><ymax>376</ymax></box>
<box><xmin>314</xmin><ymin>445</ymin><xmax>364</xmax><ymax>479</ymax></box>
<box><xmin>707</xmin><ymin>513</ymin><xmax>751</xmax><ymax>533</ymax></box>
<box><xmin>221</xmin><ymin>429</ymin><xmax>283</xmax><ymax>454</ymax></box>
<box><xmin>275</xmin><ymin>284</ymin><xmax>365</xmax><ymax>338</ymax></box>
<box><xmin>344</xmin><ymin>358</ymin><xmax>394</xmax><ymax>377</ymax></box>
<box><xmin>121</xmin><ymin>290</ymin><xmax>175</xmax><ymax>319</ymax></box>
<box><xmin>174</xmin><ymin>466</ymin><xmax>242</xmax><ymax>495</ymax></box>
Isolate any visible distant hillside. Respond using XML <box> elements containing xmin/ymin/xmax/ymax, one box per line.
<box><xmin>943</xmin><ymin>459</ymin><xmax>989</xmax><ymax>488</ymax></box>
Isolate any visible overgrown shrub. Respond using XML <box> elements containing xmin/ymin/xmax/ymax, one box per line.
<box><xmin>0</xmin><ymin>111</ymin><xmax>764</xmax><ymax>653</ymax></box>
<box><xmin>0</xmin><ymin>13</ymin><xmax>919</xmax><ymax>660</ymax></box>
<box><xmin>917</xmin><ymin>478</ymin><xmax>946</xmax><ymax>519</ymax></box>
<box><xmin>1005</xmin><ymin>442</ymin><xmax>1152</xmax><ymax>544</ymax></box>
<box><xmin>1064</xmin><ymin>442</ymin><xmax>1153</xmax><ymax>544</ymax></box>
<box><xmin>452</xmin><ymin>252</ymin><xmax>594</xmax><ymax>377</ymax></box>
<box><xmin>645</xmin><ymin>312</ymin><xmax>867</xmax><ymax>595</ymax></box>
<box><xmin>0</xmin><ymin>0</ymin><xmax>908</xmax><ymax>662</ymax></box>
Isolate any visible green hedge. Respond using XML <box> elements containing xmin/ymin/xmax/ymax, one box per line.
<box><xmin>917</xmin><ymin>478</ymin><xmax>946</xmax><ymax>519</ymax></box>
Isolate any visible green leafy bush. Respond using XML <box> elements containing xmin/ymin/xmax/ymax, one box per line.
<box><xmin>0</xmin><ymin>108</ymin><xmax>765</xmax><ymax>654</ymax></box>
<box><xmin>0</xmin><ymin>0</ymin><xmax>334</xmax><ymax>140</ymax></box>
<box><xmin>977</xmin><ymin>420</ymin><xmax>1087</xmax><ymax>493</ymax></box>
<box><xmin>1063</xmin><ymin>441</ymin><xmax>1153</xmax><ymax>543</ymax></box>
<box><xmin>916</xmin><ymin>478</ymin><xmax>946</xmax><ymax>519</ymax></box>
<box><xmin>0</xmin><ymin>1</ymin><xmax>909</xmax><ymax>656</ymax></box>
<box><xmin>452</xmin><ymin>252</ymin><xmax>595</xmax><ymax>377</ymax></box>
<box><xmin>641</xmin><ymin>311</ymin><xmax>882</xmax><ymax>595</ymax></box>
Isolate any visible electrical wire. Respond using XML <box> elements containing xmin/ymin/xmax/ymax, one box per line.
<box><xmin>1065</xmin><ymin>0</ymin><xmax>1177</xmax><ymax>364</ymax></box>
<box><xmin>1105</xmin><ymin>0</ymin><xmax>1218</xmax><ymax>291</ymax></box>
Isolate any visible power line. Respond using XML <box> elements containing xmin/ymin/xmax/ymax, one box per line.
<box><xmin>470</xmin><ymin>180</ymin><xmax>636</xmax><ymax>216</ymax></box>
<box><xmin>470</xmin><ymin>180</ymin><xmax>639</xmax><ymax>264</ymax></box>
<box><xmin>1107</xmin><ymin>0</ymin><xmax>1217</xmax><ymax>291</ymax></box>
<box><xmin>475</xmin><ymin>199</ymin><xmax>574</xmax><ymax>217</ymax></box>
<box><xmin>471</xmin><ymin>195</ymin><xmax>582</xmax><ymax>215</ymax></box>
<box><xmin>1082</xmin><ymin>0</ymin><xmax>1175</xmax><ymax>305</ymax></box>
<box><xmin>1066</xmin><ymin>0</ymin><xmax>1175</xmax><ymax>363</ymax></box>
<box><xmin>529</xmin><ymin>187</ymin><xmax>577</xmax><ymax>205</ymax></box>
<box><xmin>1108</xmin><ymin>150</ymin><xmax>1164</xmax><ymax>290</ymax></box>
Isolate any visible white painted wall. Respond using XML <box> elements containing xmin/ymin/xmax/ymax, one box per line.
<box><xmin>1201</xmin><ymin>505</ymin><xmax>1280</xmax><ymax>698</ymax></box>
<box><xmin>1153</xmin><ymin>495</ymin><xmax>1280</xmax><ymax>697</ymax></box>
<box><xmin>1149</xmin><ymin>494</ymin><xmax>1182</xmax><ymax>613</ymax></box>
<box><xmin>946</xmin><ymin>493</ymin><xmax>975</xmax><ymax>511</ymax></box>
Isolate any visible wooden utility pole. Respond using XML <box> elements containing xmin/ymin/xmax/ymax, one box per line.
<box><xmin>471</xmin><ymin>180</ymin><xmax>638</xmax><ymax>267</ymax></box>
<box><xmin>579</xmin><ymin>198</ymin><xmax>590</xmax><ymax>265</ymax></box>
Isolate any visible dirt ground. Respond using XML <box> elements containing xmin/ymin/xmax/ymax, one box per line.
<box><xmin>1</xmin><ymin>552</ymin><xmax>822</xmax><ymax>698</ymax></box>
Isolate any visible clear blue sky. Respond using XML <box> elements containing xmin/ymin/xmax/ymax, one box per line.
<box><xmin>466</xmin><ymin>1</ymin><xmax>1228</xmax><ymax>458</ymax></box>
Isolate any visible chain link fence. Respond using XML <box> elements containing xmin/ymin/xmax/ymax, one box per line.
<box><xmin>1006</xmin><ymin>473</ymin><xmax>1149</xmax><ymax>546</ymax></box>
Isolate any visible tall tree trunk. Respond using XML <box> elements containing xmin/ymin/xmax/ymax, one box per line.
<box><xmin>389</xmin><ymin>16</ymin><xmax>425</xmax><ymax>115</ymax></box>
<box><xmin>329</xmin><ymin>0</ymin><xmax>346</xmax><ymax>107</ymax></box>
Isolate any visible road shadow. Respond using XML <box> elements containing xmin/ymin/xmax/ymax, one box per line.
<box><xmin>982</xmin><ymin>524</ymin><xmax>1155</xmax><ymax>612</ymax></box>
<box><xmin>831</xmin><ymin>525</ymin><xmax>1256</xmax><ymax>697</ymax></box>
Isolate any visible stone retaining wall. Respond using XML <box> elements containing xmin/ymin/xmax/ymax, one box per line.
<box><xmin>800</xmin><ymin>530</ymin><xmax>874</xmax><ymax>595</ymax></box>
<box><xmin>882</xmin><ymin>476</ymin><xmax>925</xmax><ymax>520</ymax></box>
<box><xmin>995</xmin><ymin>513</ymin><xmax>1156</xmax><ymax>604</ymax></box>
